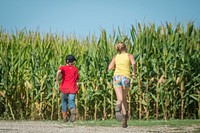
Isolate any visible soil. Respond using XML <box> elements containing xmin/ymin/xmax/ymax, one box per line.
<box><xmin>0</xmin><ymin>120</ymin><xmax>200</xmax><ymax>133</ymax></box>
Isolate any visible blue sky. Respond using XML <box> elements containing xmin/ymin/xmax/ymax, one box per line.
<box><xmin>0</xmin><ymin>0</ymin><xmax>200</xmax><ymax>37</ymax></box>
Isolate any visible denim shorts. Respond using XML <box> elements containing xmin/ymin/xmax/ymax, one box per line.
<box><xmin>61</xmin><ymin>93</ymin><xmax>76</xmax><ymax>112</ymax></box>
<box><xmin>113</xmin><ymin>75</ymin><xmax>131</xmax><ymax>89</ymax></box>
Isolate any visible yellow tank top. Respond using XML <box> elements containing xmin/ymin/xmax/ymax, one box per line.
<box><xmin>114</xmin><ymin>53</ymin><xmax>131</xmax><ymax>78</ymax></box>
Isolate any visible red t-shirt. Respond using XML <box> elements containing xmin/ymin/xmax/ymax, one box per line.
<box><xmin>59</xmin><ymin>65</ymin><xmax>79</xmax><ymax>94</ymax></box>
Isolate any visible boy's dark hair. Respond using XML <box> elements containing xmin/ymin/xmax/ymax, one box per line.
<box><xmin>66</xmin><ymin>54</ymin><xmax>76</xmax><ymax>63</ymax></box>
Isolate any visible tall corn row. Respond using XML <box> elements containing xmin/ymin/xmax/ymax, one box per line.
<box><xmin>0</xmin><ymin>22</ymin><xmax>199</xmax><ymax>120</ymax></box>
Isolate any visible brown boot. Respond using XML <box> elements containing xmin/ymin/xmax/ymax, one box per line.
<box><xmin>115</xmin><ymin>104</ymin><xmax>122</xmax><ymax>122</ymax></box>
<box><xmin>122</xmin><ymin>114</ymin><xmax>128</xmax><ymax>128</ymax></box>
<box><xmin>62</xmin><ymin>111</ymin><xmax>68</xmax><ymax>122</ymax></box>
<box><xmin>70</xmin><ymin>108</ymin><xmax>76</xmax><ymax>122</ymax></box>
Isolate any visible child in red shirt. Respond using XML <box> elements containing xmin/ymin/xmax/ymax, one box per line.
<box><xmin>56</xmin><ymin>54</ymin><xmax>79</xmax><ymax>122</ymax></box>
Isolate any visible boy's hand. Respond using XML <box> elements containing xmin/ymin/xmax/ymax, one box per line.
<box><xmin>56</xmin><ymin>80</ymin><xmax>59</xmax><ymax>87</ymax></box>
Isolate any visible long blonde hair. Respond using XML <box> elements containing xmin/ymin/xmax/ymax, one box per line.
<box><xmin>115</xmin><ymin>42</ymin><xmax>127</xmax><ymax>53</ymax></box>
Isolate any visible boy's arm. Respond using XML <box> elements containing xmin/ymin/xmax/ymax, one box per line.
<box><xmin>56</xmin><ymin>70</ymin><xmax>61</xmax><ymax>87</ymax></box>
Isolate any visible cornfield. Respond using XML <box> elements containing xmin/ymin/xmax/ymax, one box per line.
<box><xmin>0</xmin><ymin>22</ymin><xmax>199</xmax><ymax>121</ymax></box>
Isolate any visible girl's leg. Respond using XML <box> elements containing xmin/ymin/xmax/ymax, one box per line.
<box><xmin>113</xmin><ymin>76</ymin><xmax>123</xmax><ymax>106</ymax></box>
<box><xmin>121</xmin><ymin>76</ymin><xmax>131</xmax><ymax>115</ymax></box>
<box><xmin>113</xmin><ymin>76</ymin><xmax>123</xmax><ymax>121</ymax></box>
<box><xmin>114</xmin><ymin>86</ymin><xmax>123</xmax><ymax>121</ymax></box>
<box><xmin>121</xmin><ymin>88</ymin><xmax>129</xmax><ymax>115</ymax></box>
<box><xmin>121</xmin><ymin>88</ymin><xmax>129</xmax><ymax>128</ymax></box>
<box><xmin>121</xmin><ymin>76</ymin><xmax>131</xmax><ymax>128</ymax></box>
<box><xmin>114</xmin><ymin>86</ymin><xmax>123</xmax><ymax>106</ymax></box>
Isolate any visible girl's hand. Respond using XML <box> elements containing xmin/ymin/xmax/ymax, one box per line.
<box><xmin>132</xmin><ymin>74</ymin><xmax>136</xmax><ymax>79</ymax></box>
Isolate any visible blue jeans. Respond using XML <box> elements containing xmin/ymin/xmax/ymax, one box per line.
<box><xmin>61</xmin><ymin>93</ymin><xmax>76</xmax><ymax>112</ymax></box>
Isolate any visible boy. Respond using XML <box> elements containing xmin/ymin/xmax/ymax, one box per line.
<box><xmin>56</xmin><ymin>54</ymin><xmax>79</xmax><ymax>122</ymax></box>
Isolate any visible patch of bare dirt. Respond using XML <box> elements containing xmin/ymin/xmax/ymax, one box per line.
<box><xmin>0</xmin><ymin>120</ymin><xmax>199</xmax><ymax>133</ymax></box>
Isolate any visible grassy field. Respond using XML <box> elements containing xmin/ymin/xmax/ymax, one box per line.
<box><xmin>71</xmin><ymin>119</ymin><xmax>200</xmax><ymax>127</ymax></box>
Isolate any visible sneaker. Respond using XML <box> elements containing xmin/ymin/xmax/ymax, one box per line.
<box><xmin>115</xmin><ymin>105</ymin><xmax>122</xmax><ymax>122</ymax></box>
<box><xmin>70</xmin><ymin>109</ymin><xmax>76</xmax><ymax>122</ymax></box>
<box><xmin>63</xmin><ymin>116</ymin><xmax>68</xmax><ymax>123</ymax></box>
<box><xmin>62</xmin><ymin>112</ymin><xmax>68</xmax><ymax>123</ymax></box>
<box><xmin>122</xmin><ymin>114</ymin><xmax>128</xmax><ymax>128</ymax></box>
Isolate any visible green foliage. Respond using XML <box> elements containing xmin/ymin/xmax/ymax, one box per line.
<box><xmin>0</xmin><ymin>22</ymin><xmax>199</xmax><ymax>120</ymax></box>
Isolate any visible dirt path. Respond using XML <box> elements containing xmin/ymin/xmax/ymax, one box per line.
<box><xmin>0</xmin><ymin>120</ymin><xmax>199</xmax><ymax>133</ymax></box>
